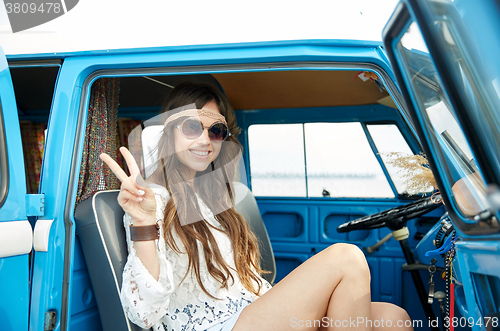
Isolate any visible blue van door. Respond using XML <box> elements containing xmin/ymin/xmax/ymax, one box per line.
<box><xmin>0</xmin><ymin>47</ymin><xmax>32</xmax><ymax>331</ymax></box>
<box><xmin>383</xmin><ymin>0</ymin><xmax>500</xmax><ymax>329</ymax></box>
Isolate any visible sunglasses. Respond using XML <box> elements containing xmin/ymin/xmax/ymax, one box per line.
<box><xmin>175</xmin><ymin>117</ymin><xmax>231</xmax><ymax>142</ymax></box>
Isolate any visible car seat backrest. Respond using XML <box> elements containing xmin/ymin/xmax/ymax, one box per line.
<box><xmin>75</xmin><ymin>190</ymin><xmax>149</xmax><ymax>331</ymax></box>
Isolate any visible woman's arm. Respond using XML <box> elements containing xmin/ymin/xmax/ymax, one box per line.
<box><xmin>120</xmin><ymin>188</ymin><xmax>175</xmax><ymax>328</ymax></box>
<box><xmin>132</xmin><ymin>241</ymin><xmax>160</xmax><ymax>279</ymax></box>
<box><xmin>100</xmin><ymin>148</ymin><xmax>175</xmax><ymax>327</ymax></box>
<box><xmin>101</xmin><ymin>148</ymin><xmax>162</xmax><ymax>278</ymax></box>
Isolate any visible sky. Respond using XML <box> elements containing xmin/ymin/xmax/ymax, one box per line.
<box><xmin>0</xmin><ymin>0</ymin><xmax>399</xmax><ymax>55</ymax></box>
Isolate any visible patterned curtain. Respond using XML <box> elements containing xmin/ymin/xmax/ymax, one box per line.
<box><xmin>76</xmin><ymin>78</ymin><xmax>121</xmax><ymax>205</ymax></box>
<box><xmin>20</xmin><ymin>122</ymin><xmax>46</xmax><ymax>194</ymax></box>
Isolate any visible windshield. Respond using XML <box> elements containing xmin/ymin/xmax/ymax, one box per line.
<box><xmin>395</xmin><ymin>22</ymin><xmax>490</xmax><ymax>221</ymax></box>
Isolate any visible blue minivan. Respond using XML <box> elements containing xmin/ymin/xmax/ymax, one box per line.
<box><xmin>1</xmin><ymin>0</ymin><xmax>499</xmax><ymax>330</ymax></box>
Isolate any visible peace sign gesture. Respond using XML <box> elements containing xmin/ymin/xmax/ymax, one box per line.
<box><xmin>100</xmin><ymin>147</ymin><xmax>157</xmax><ymax>226</ymax></box>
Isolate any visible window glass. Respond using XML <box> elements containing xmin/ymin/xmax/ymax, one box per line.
<box><xmin>396</xmin><ymin>22</ymin><xmax>490</xmax><ymax>219</ymax></box>
<box><xmin>248</xmin><ymin>122</ymin><xmax>396</xmax><ymax>198</ymax></box>
<box><xmin>304</xmin><ymin>123</ymin><xmax>394</xmax><ymax>198</ymax></box>
<box><xmin>12</xmin><ymin>66</ymin><xmax>59</xmax><ymax>194</ymax></box>
<box><xmin>368</xmin><ymin>124</ymin><xmax>433</xmax><ymax>195</ymax></box>
<box><xmin>426</xmin><ymin>0</ymin><xmax>500</xmax><ymax>185</ymax></box>
<box><xmin>248</xmin><ymin>124</ymin><xmax>306</xmax><ymax>197</ymax></box>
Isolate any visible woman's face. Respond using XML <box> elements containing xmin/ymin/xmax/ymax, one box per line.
<box><xmin>174</xmin><ymin>100</ymin><xmax>224</xmax><ymax>176</ymax></box>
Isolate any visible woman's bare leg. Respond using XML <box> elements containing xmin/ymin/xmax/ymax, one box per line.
<box><xmin>370</xmin><ymin>302</ymin><xmax>413</xmax><ymax>330</ymax></box>
<box><xmin>318</xmin><ymin>302</ymin><xmax>413</xmax><ymax>331</ymax></box>
<box><xmin>232</xmin><ymin>243</ymin><xmax>413</xmax><ymax>331</ymax></box>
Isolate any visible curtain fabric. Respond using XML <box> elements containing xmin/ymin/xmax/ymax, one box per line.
<box><xmin>76</xmin><ymin>78</ymin><xmax>121</xmax><ymax>205</ymax></box>
<box><xmin>117</xmin><ymin>118</ymin><xmax>144</xmax><ymax>178</ymax></box>
<box><xmin>20</xmin><ymin>122</ymin><xmax>46</xmax><ymax>194</ymax></box>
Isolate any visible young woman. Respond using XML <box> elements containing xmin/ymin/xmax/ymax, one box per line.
<box><xmin>100</xmin><ymin>82</ymin><xmax>413</xmax><ymax>331</ymax></box>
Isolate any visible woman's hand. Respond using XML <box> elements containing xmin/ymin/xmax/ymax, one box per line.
<box><xmin>102</xmin><ymin>147</ymin><xmax>161</xmax><ymax>280</ymax></box>
<box><xmin>100</xmin><ymin>147</ymin><xmax>157</xmax><ymax>226</ymax></box>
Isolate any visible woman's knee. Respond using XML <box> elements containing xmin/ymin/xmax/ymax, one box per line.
<box><xmin>393</xmin><ymin>308</ymin><xmax>413</xmax><ymax>330</ymax></box>
<box><xmin>372</xmin><ymin>302</ymin><xmax>413</xmax><ymax>330</ymax></box>
<box><xmin>323</xmin><ymin>243</ymin><xmax>370</xmax><ymax>276</ymax></box>
<box><xmin>388</xmin><ymin>304</ymin><xmax>411</xmax><ymax>322</ymax></box>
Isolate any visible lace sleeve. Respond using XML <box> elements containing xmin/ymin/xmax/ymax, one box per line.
<box><xmin>258</xmin><ymin>278</ymin><xmax>273</xmax><ymax>296</ymax></box>
<box><xmin>120</xmin><ymin>188</ymin><xmax>174</xmax><ymax>328</ymax></box>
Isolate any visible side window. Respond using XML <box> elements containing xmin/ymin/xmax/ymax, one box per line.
<box><xmin>248</xmin><ymin>124</ymin><xmax>306</xmax><ymax>197</ymax></box>
<box><xmin>305</xmin><ymin>122</ymin><xmax>393</xmax><ymax>198</ymax></box>
<box><xmin>393</xmin><ymin>22</ymin><xmax>492</xmax><ymax>221</ymax></box>
<box><xmin>248</xmin><ymin>122</ymin><xmax>397</xmax><ymax>198</ymax></box>
<box><xmin>11</xmin><ymin>66</ymin><xmax>60</xmax><ymax>194</ymax></box>
<box><xmin>367</xmin><ymin>124</ymin><xmax>433</xmax><ymax>195</ymax></box>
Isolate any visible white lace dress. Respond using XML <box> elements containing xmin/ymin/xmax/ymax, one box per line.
<box><xmin>120</xmin><ymin>186</ymin><xmax>272</xmax><ymax>331</ymax></box>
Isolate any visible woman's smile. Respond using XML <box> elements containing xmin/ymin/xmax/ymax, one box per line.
<box><xmin>188</xmin><ymin>148</ymin><xmax>211</xmax><ymax>158</ymax></box>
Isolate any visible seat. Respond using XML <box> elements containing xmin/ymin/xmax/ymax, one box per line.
<box><xmin>233</xmin><ymin>182</ymin><xmax>276</xmax><ymax>284</ymax></box>
<box><xmin>75</xmin><ymin>190</ymin><xmax>146</xmax><ymax>331</ymax></box>
<box><xmin>74</xmin><ymin>183</ymin><xmax>275</xmax><ymax>331</ymax></box>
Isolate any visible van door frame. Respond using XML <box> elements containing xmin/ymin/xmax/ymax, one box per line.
<box><xmin>59</xmin><ymin>42</ymin><xmax>413</xmax><ymax>329</ymax></box>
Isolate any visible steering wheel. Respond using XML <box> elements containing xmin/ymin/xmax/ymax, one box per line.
<box><xmin>337</xmin><ymin>193</ymin><xmax>443</xmax><ymax>233</ymax></box>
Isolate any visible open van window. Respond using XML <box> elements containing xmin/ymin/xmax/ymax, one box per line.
<box><xmin>78</xmin><ymin>69</ymin><xmax>416</xmax><ymax>202</ymax></box>
<box><xmin>9</xmin><ymin>64</ymin><xmax>60</xmax><ymax>194</ymax></box>
<box><xmin>68</xmin><ymin>65</ymin><xmax>441</xmax><ymax>330</ymax></box>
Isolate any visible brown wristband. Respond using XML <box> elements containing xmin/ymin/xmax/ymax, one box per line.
<box><xmin>130</xmin><ymin>223</ymin><xmax>160</xmax><ymax>241</ymax></box>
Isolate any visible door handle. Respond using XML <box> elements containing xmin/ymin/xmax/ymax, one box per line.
<box><xmin>0</xmin><ymin>220</ymin><xmax>32</xmax><ymax>258</ymax></box>
<box><xmin>33</xmin><ymin>219</ymin><xmax>54</xmax><ymax>252</ymax></box>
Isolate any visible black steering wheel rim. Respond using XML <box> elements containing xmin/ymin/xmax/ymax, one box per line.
<box><xmin>336</xmin><ymin>193</ymin><xmax>443</xmax><ymax>233</ymax></box>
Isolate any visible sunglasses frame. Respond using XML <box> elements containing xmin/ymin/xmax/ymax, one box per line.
<box><xmin>175</xmin><ymin>117</ymin><xmax>231</xmax><ymax>142</ymax></box>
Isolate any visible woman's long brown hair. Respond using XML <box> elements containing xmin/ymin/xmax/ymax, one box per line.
<box><xmin>149</xmin><ymin>81</ymin><xmax>268</xmax><ymax>299</ymax></box>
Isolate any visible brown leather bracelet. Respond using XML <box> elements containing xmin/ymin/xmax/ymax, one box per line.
<box><xmin>130</xmin><ymin>223</ymin><xmax>160</xmax><ymax>241</ymax></box>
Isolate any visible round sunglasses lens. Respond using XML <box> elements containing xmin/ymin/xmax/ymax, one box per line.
<box><xmin>182</xmin><ymin>118</ymin><xmax>203</xmax><ymax>139</ymax></box>
<box><xmin>208</xmin><ymin>123</ymin><xmax>229</xmax><ymax>141</ymax></box>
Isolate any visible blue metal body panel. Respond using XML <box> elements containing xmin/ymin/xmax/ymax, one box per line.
<box><xmin>27</xmin><ymin>59</ymin><xmax>81</xmax><ymax>331</ymax></box>
<box><xmin>383</xmin><ymin>0</ymin><xmax>500</xmax><ymax>330</ymax></box>
<box><xmin>454</xmin><ymin>241</ymin><xmax>500</xmax><ymax>330</ymax></box>
<box><xmin>0</xmin><ymin>47</ymin><xmax>29</xmax><ymax>331</ymax></box>
<box><xmin>6</xmin><ymin>39</ymin><xmax>385</xmax><ymax>60</ymax></box>
<box><xmin>26</xmin><ymin>194</ymin><xmax>45</xmax><ymax>217</ymax></box>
